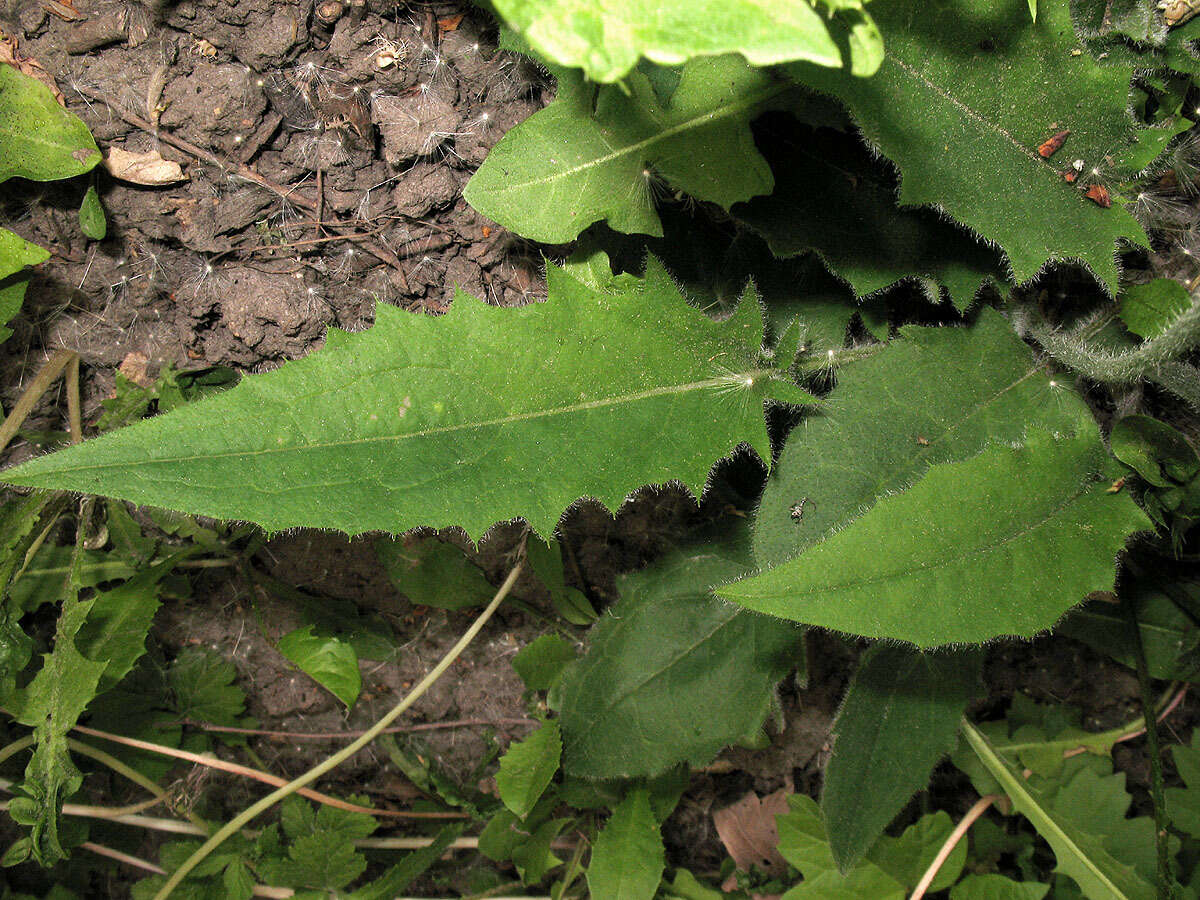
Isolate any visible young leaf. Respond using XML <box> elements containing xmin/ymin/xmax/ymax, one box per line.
<box><xmin>512</xmin><ymin>634</ymin><xmax>577</xmax><ymax>691</ymax></box>
<box><xmin>783</xmin><ymin>0</ymin><xmax>1149</xmax><ymax>293</ymax></box>
<box><xmin>167</xmin><ymin>646</ymin><xmax>246</xmax><ymax>726</ymax></box>
<box><xmin>720</xmin><ymin>430</ymin><xmax>1150</xmax><ymax>646</ymax></box>
<box><xmin>496</xmin><ymin>720</ymin><xmax>562</xmax><ymax>819</ymax></box>
<box><xmin>950</xmin><ymin>873</ymin><xmax>1049</xmax><ymax>899</ymax></box>
<box><xmin>959</xmin><ymin>721</ymin><xmax>1156</xmax><ymax>900</ymax></box>
<box><xmin>277</xmin><ymin>625</ymin><xmax>362</xmax><ymax>709</ymax></box>
<box><xmin>869</xmin><ymin>811</ymin><xmax>967</xmax><ymax>893</ymax></box>
<box><xmin>558</xmin><ymin>535</ymin><xmax>800</xmax><ymax>778</ymax></box>
<box><xmin>2</xmin><ymin>255</ymin><xmax>811</xmax><ymax>541</ymax></box>
<box><xmin>586</xmin><ymin>789</ymin><xmax>665</xmax><ymax>900</ymax></box>
<box><xmin>78</xmin><ymin>184</ymin><xmax>106</xmax><ymax>241</ymax></box>
<box><xmin>488</xmin><ymin>0</ymin><xmax>880</xmax><ymax>83</ymax></box>
<box><xmin>374</xmin><ymin>536</ymin><xmax>495</xmax><ymax>610</ymax></box>
<box><xmin>734</xmin><ymin>117</ymin><xmax>1008</xmax><ymax>311</ymax></box>
<box><xmin>464</xmin><ymin>56</ymin><xmax>799</xmax><ymax>245</ymax></box>
<box><xmin>0</xmin><ymin>227</ymin><xmax>49</xmax><ymax>343</ymax></box>
<box><xmin>751</xmin><ymin>309</ymin><xmax>1094</xmax><ymax>570</ymax></box>
<box><xmin>8</xmin><ymin>541</ymin><xmax>107</xmax><ymax>866</ymax></box>
<box><xmin>0</xmin><ymin>66</ymin><xmax>101</xmax><ymax>183</ymax></box>
<box><xmin>258</xmin><ymin>796</ymin><xmax>377</xmax><ymax>891</ymax></box>
<box><xmin>1118</xmin><ymin>279</ymin><xmax>1194</xmax><ymax>340</ymax></box>
<box><xmin>822</xmin><ymin>646</ymin><xmax>983</xmax><ymax>871</ymax></box>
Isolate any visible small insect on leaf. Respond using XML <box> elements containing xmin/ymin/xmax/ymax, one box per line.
<box><xmin>1106</xmin><ymin>476</ymin><xmax>1126</xmax><ymax>494</ymax></box>
<box><xmin>789</xmin><ymin>498</ymin><xmax>810</xmax><ymax>522</ymax></box>
<box><xmin>1037</xmin><ymin>129</ymin><xmax>1070</xmax><ymax>158</ymax></box>
<box><xmin>1084</xmin><ymin>184</ymin><xmax>1112</xmax><ymax>208</ymax></box>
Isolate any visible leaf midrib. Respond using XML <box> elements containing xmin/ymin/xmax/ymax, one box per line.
<box><xmin>489</xmin><ymin>80</ymin><xmax>793</xmax><ymax>195</ymax></box>
<box><xmin>9</xmin><ymin>370</ymin><xmax>772</xmax><ymax>476</ymax></box>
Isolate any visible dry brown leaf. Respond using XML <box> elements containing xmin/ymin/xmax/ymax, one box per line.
<box><xmin>103</xmin><ymin>146</ymin><xmax>187</xmax><ymax>185</ymax></box>
<box><xmin>117</xmin><ymin>352</ymin><xmax>153</xmax><ymax>388</ymax></box>
<box><xmin>713</xmin><ymin>788</ymin><xmax>790</xmax><ymax>878</ymax></box>
<box><xmin>437</xmin><ymin>14</ymin><xmax>464</xmax><ymax>32</ymax></box>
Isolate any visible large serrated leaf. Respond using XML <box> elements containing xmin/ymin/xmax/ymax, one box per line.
<box><xmin>752</xmin><ymin>309</ymin><xmax>1094</xmax><ymax>569</ymax></box>
<box><xmin>464</xmin><ymin>56</ymin><xmax>799</xmax><ymax>245</ymax></box>
<box><xmin>558</xmin><ymin>533</ymin><xmax>800</xmax><ymax>779</ymax></box>
<box><xmin>822</xmin><ymin>646</ymin><xmax>983</xmax><ymax>871</ymax></box>
<box><xmin>959</xmin><ymin>721</ymin><xmax>1156</xmax><ymax>900</ymax></box>
<box><xmin>488</xmin><ymin>0</ymin><xmax>879</xmax><ymax>84</ymax></box>
<box><xmin>0</xmin><ymin>66</ymin><xmax>100</xmax><ymax>183</ymax></box>
<box><xmin>1</xmin><ymin>256</ymin><xmax>812</xmax><ymax>541</ymax></box>
<box><xmin>722</xmin><ymin>430</ymin><xmax>1150</xmax><ymax>646</ymax></box>
<box><xmin>734</xmin><ymin>116</ymin><xmax>1008</xmax><ymax>311</ymax></box>
<box><xmin>784</xmin><ymin>0</ymin><xmax>1148</xmax><ymax>293</ymax></box>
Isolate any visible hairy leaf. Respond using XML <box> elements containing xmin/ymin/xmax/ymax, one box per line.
<box><xmin>959</xmin><ymin>721</ymin><xmax>1155</xmax><ymax>900</ymax></box>
<box><xmin>464</xmin><ymin>56</ymin><xmax>799</xmax><ymax>244</ymax></box>
<box><xmin>734</xmin><ymin>117</ymin><xmax>1007</xmax><ymax>310</ymax></box>
<box><xmin>587</xmin><ymin>789</ymin><xmax>664</xmax><ymax>900</ymax></box>
<box><xmin>752</xmin><ymin>310</ymin><xmax>1094</xmax><ymax>569</ymax></box>
<box><xmin>1118</xmin><ymin>279</ymin><xmax>1194</xmax><ymax>339</ymax></box>
<box><xmin>2</xmin><ymin>255</ymin><xmax>811</xmax><ymax>540</ymax></box>
<box><xmin>722</xmin><ymin>430</ymin><xmax>1150</xmax><ymax>646</ymax></box>
<box><xmin>489</xmin><ymin>0</ymin><xmax>880</xmax><ymax>84</ymax></box>
<box><xmin>558</xmin><ymin>535</ymin><xmax>800</xmax><ymax>778</ymax></box>
<box><xmin>277</xmin><ymin>626</ymin><xmax>361</xmax><ymax>708</ymax></box>
<box><xmin>822</xmin><ymin>647</ymin><xmax>983</xmax><ymax>870</ymax></box>
<box><xmin>0</xmin><ymin>66</ymin><xmax>100</xmax><ymax>183</ymax></box>
<box><xmin>496</xmin><ymin>720</ymin><xmax>562</xmax><ymax>819</ymax></box>
<box><xmin>784</xmin><ymin>0</ymin><xmax>1148</xmax><ymax>292</ymax></box>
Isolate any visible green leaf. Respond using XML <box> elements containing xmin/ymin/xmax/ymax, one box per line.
<box><xmin>0</xmin><ymin>66</ymin><xmax>100</xmax><ymax>183</ymax></box>
<box><xmin>1118</xmin><ymin>279</ymin><xmax>1194</xmax><ymax>339</ymax></box>
<box><xmin>277</xmin><ymin>625</ymin><xmax>362</xmax><ymax>709</ymax></box>
<box><xmin>526</xmin><ymin>538</ymin><xmax>596</xmax><ymax>624</ymax></box>
<box><xmin>7</xmin><ymin>543</ymin><xmax>139</xmax><ymax>614</ymax></box>
<box><xmin>950</xmin><ymin>874</ymin><xmax>1050</xmax><ymax>900</ymax></box>
<box><xmin>259</xmin><ymin>796</ymin><xmax>377</xmax><ymax>891</ymax></box>
<box><xmin>733</xmin><ymin>117</ymin><xmax>1007</xmax><ymax>311</ymax></box>
<box><xmin>167</xmin><ymin>646</ymin><xmax>246</xmax><ymax>726</ymax></box>
<box><xmin>869</xmin><ymin>811</ymin><xmax>967</xmax><ymax>893</ymax></box>
<box><xmin>775</xmin><ymin>794</ymin><xmax>907</xmax><ymax>899</ymax></box>
<box><xmin>8</xmin><ymin>540</ymin><xmax>107</xmax><ymax>866</ymax></box>
<box><xmin>78</xmin><ymin>184</ymin><xmax>106</xmax><ymax>241</ymax></box>
<box><xmin>464</xmin><ymin>56</ymin><xmax>799</xmax><ymax>244</ymax></box>
<box><xmin>783</xmin><ymin>0</ymin><xmax>1149</xmax><ymax>293</ymax></box>
<box><xmin>586</xmin><ymin>789</ymin><xmax>664</xmax><ymax>900</ymax></box>
<box><xmin>512</xmin><ymin>634</ymin><xmax>577</xmax><ymax>691</ymax></box>
<box><xmin>751</xmin><ymin>310</ymin><xmax>1093</xmax><ymax>570</ymax></box>
<box><xmin>721</xmin><ymin>430</ymin><xmax>1150</xmax><ymax>646</ymax></box>
<box><xmin>2</xmin><ymin>255</ymin><xmax>811</xmax><ymax>541</ymax></box>
<box><xmin>558</xmin><ymin>534</ymin><xmax>800</xmax><ymax>778</ymax></box>
<box><xmin>959</xmin><ymin>721</ymin><xmax>1156</xmax><ymax>900</ymax></box>
<box><xmin>496</xmin><ymin>720</ymin><xmax>562</xmax><ymax>819</ymax></box>
<box><xmin>1110</xmin><ymin>414</ymin><xmax>1200</xmax><ymax>487</ymax></box>
<box><xmin>1028</xmin><ymin>0</ymin><xmax>1038</xmax><ymax>21</ymax></box>
<box><xmin>347</xmin><ymin>824</ymin><xmax>465</xmax><ymax>900</ymax></box>
<box><xmin>488</xmin><ymin>0</ymin><xmax>879</xmax><ymax>84</ymax></box>
<box><xmin>0</xmin><ymin>227</ymin><xmax>49</xmax><ymax>344</ymax></box>
<box><xmin>1167</xmin><ymin>733</ymin><xmax>1200</xmax><ymax>837</ymax></box>
<box><xmin>374</xmin><ymin>536</ymin><xmax>495</xmax><ymax>610</ymax></box>
<box><xmin>822</xmin><ymin>646</ymin><xmax>983</xmax><ymax>871</ymax></box>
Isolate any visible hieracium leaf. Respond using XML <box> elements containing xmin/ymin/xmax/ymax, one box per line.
<box><xmin>722</xmin><ymin>429</ymin><xmax>1150</xmax><ymax>646</ymax></box>
<box><xmin>1</xmin><ymin>254</ymin><xmax>812</xmax><ymax>540</ymax></box>
<box><xmin>0</xmin><ymin>227</ymin><xmax>50</xmax><ymax>344</ymax></box>
<box><xmin>784</xmin><ymin>0</ymin><xmax>1149</xmax><ymax>293</ymax></box>
<box><xmin>0</xmin><ymin>66</ymin><xmax>100</xmax><ymax>183</ymax></box>
<box><xmin>464</xmin><ymin>55</ymin><xmax>802</xmax><ymax>245</ymax></box>
<box><xmin>488</xmin><ymin>0</ymin><xmax>880</xmax><ymax>84</ymax></box>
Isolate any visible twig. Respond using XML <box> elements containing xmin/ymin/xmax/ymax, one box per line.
<box><xmin>72</xmin><ymin>724</ymin><xmax>465</xmax><ymax>820</ymax></box>
<box><xmin>152</xmin><ymin>558</ymin><xmax>525</xmax><ymax>899</ymax></box>
<box><xmin>0</xmin><ymin>349</ymin><xmax>77</xmax><ymax>454</ymax></box>
<box><xmin>70</xmin><ymin>85</ymin><xmax>412</xmax><ymax>293</ymax></box>
<box><xmin>909</xmin><ymin>795</ymin><xmax>1000</xmax><ymax>900</ymax></box>
<box><xmin>168</xmin><ymin>715</ymin><xmax>538</xmax><ymax>740</ymax></box>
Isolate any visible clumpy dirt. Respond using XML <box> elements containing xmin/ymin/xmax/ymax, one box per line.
<box><xmin>0</xmin><ymin>0</ymin><xmax>1193</xmax><ymax>895</ymax></box>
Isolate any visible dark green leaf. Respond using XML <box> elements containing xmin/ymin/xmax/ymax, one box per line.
<box><xmin>78</xmin><ymin>184</ymin><xmax>106</xmax><ymax>241</ymax></box>
<box><xmin>869</xmin><ymin>811</ymin><xmax>967</xmax><ymax>893</ymax></box>
<box><xmin>277</xmin><ymin>625</ymin><xmax>362</xmax><ymax>709</ymax></box>
<box><xmin>527</xmin><ymin>538</ymin><xmax>596</xmax><ymax>624</ymax></box>
<box><xmin>558</xmin><ymin>535</ymin><xmax>799</xmax><ymax>778</ymax></box>
<box><xmin>950</xmin><ymin>874</ymin><xmax>1050</xmax><ymax>900</ymax></box>
<box><xmin>822</xmin><ymin>646</ymin><xmax>983</xmax><ymax>870</ymax></box>
<box><xmin>1110</xmin><ymin>414</ymin><xmax>1200</xmax><ymax>487</ymax></box>
<box><xmin>0</xmin><ymin>228</ymin><xmax>49</xmax><ymax>344</ymax></box>
<box><xmin>586</xmin><ymin>789</ymin><xmax>664</xmax><ymax>900</ymax></box>
<box><xmin>348</xmin><ymin>824</ymin><xmax>465</xmax><ymax>900</ymax></box>
<box><xmin>375</xmin><ymin>536</ymin><xmax>495</xmax><ymax>610</ymax></box>
<box><xmin>167</xmin><ymin>646</ymin><xmax>246</xmax><ymax>726</ymax></box>
<box><xmin>512</xmin><ymin>634</ymin><xmax>577</xmax><ymax>691</ymax></box>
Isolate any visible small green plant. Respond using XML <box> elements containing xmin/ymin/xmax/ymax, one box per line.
<box><xmin>4</xmin><ymin>1</ymin><xmax>1200</xmax><ymax>898</ymax></box>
